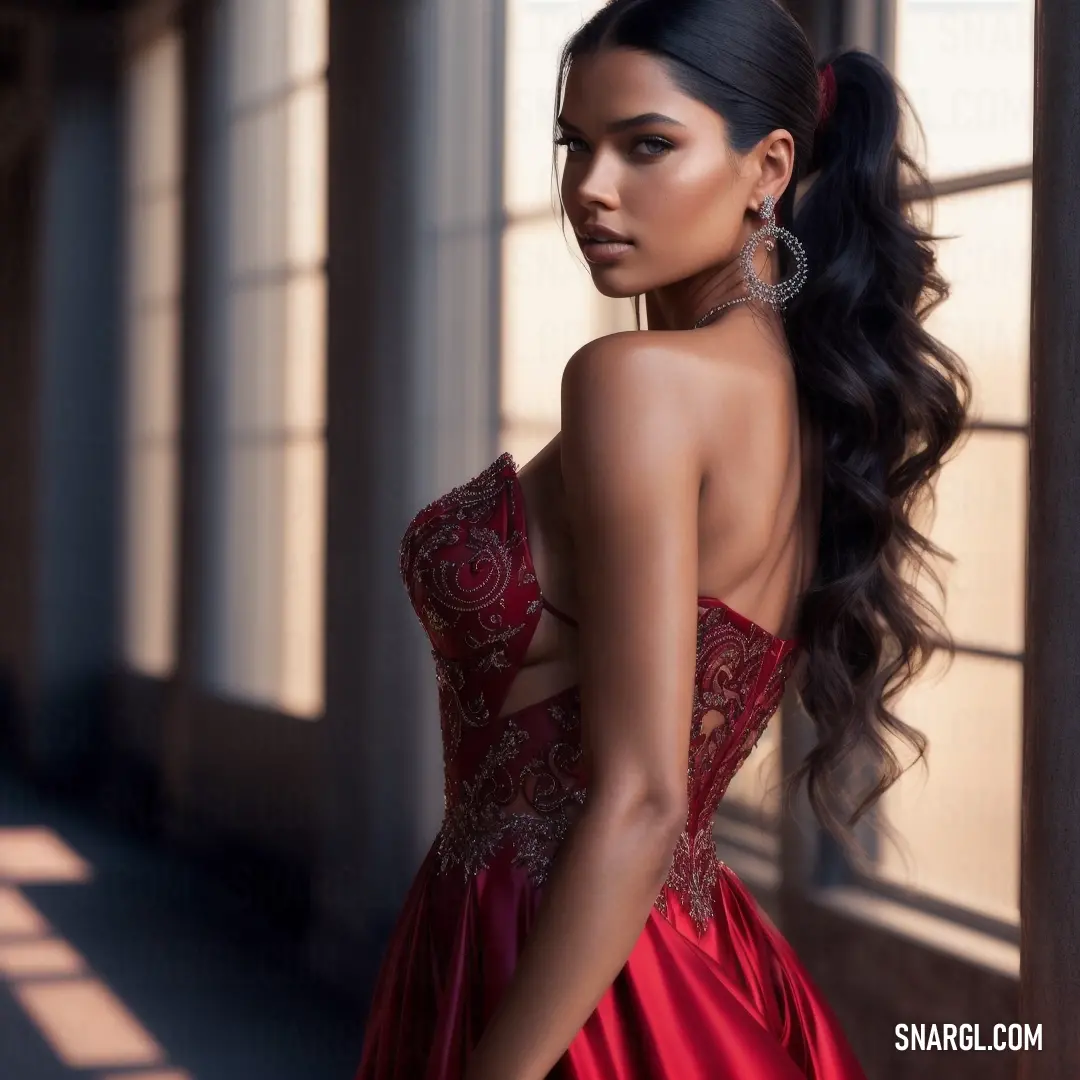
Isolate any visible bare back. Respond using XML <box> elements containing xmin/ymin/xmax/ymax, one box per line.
<box><xmin>501</xmin><ymin>313</ymin><xmax>823</xmax><ymax>719</ymax></box>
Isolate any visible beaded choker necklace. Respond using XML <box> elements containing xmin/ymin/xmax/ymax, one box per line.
<box><xmin>692</xmin><ymin>295</ymin><xmax>750</xmax><ymax>329</ymax></box>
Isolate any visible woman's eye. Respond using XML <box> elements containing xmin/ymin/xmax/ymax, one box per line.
<box><xmin>556</xmin><ymin>136</ymin><xmax>588</xmax><ymax>154</ymax></box>
<box><xmin>635</xmin><ymin>136</ymin><xmax>673</xmax><ymax>157</ymax></box>
<box><xmin>554</xmin><ymin>134</ymin><xmax>673</xmax><ymax>157</ymax></box>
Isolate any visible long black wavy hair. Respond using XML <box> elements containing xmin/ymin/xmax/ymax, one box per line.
<box><xmin>554</xmin><ymin>0</ymin><xmax>972</xmax><ymax>856</ymax></box>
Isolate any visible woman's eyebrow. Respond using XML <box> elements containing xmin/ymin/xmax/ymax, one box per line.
<box><xmin>556</xmin><ymin>112</ymin><xmax>687</xmax><ymax>134</ymax></box>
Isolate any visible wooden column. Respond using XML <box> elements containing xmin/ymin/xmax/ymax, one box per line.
<box><xmin>1021</xmin><ymin>0</ymin><xmax>1080</xmax><ymax>1074</ymax></box>
<box><xmin>25</xmin><ymin>16</ymin><xmax>122</xmax><ymax>781</ymax></box>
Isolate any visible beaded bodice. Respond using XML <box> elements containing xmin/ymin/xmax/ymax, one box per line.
<box><xmin>398</xmin><ymin>452</ymin><xmax>801</xmax><ymax>935</ymax></box>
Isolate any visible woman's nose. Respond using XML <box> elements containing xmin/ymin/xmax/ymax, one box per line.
<box><xmin>572</xmin><ymin>151</ymin><xmax>621</xmax><ymax>208</ymax></box>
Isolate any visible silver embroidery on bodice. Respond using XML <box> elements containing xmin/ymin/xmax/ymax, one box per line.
<box><xmin>399</xmin><ymin>452</ymin><xmax>800</xmax><ymax>936</ymax></box>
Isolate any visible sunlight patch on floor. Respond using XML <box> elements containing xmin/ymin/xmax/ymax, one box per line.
<box><xmin>0</xmin><ymin>938</ymin><xmax>85</xmax><ymax>978</ymax></box>
<box><xmin>0</xmin><ymin>885</ymin><xmax>49</xmax><ymax>937</ymax></box>
<box><xmin>0</xmin><ymin>828</ymin><xmax>92</xmax><ymax>884</ymax></box>
<box><xmin>0</xmin><ymin>829</ymin><xmax>194</xmax><ymax>1077</ymax></box>
<box><xmin>14</xmin><ymin>977</ymin><xmax>166</xmax><ymax>1069</ymax></box>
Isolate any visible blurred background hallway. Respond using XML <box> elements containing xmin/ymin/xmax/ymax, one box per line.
<box><xmin>0</xmin><ymin>769</ymin><xmax>361</xmax><ymax>1079</ymax></box>
<box><xmin>1</xmin><ymin>0</ymin><xmax>1077</xmax><ymax>1076</ymax></box>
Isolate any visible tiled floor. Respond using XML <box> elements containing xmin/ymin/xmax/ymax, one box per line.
<box><xmin>0</xmin><ymin>772</ymin><xmax>363</xmax><ymax>1080</ymax></box>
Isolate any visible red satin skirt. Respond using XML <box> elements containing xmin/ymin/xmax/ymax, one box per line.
<box><xmin>355</xmin><ymin>842</ymin><xmax>866</xmax><ymax>1079</ymax></box>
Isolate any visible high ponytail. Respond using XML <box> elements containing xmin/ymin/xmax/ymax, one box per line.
<box><xmin>784</xmin><ymin>49</ymin><xmax>971</xmax><ymax>849</ymax></box>
<box><xmin>556</xmin><ymin>2</ymin><xmax>972</xmax><ymax>854</ymax></box>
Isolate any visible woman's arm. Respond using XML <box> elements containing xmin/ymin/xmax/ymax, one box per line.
<box><xmin>463</xmin><ymin>334</ymin><xmax>702</xmax><ymax>1080</ymax></box>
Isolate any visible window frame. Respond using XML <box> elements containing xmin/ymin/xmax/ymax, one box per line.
<box><xmin>118</xmin><ymin>7</ymin><xmax>187</xmax><ymax>680</ymax></box>
<box><xmin>834</xmin><ymin>0</ymin><xmax>1031</xmax><ymax>937</ymax></box>
<box><xmin>108</xmin><ymin>0</ymin><xmax>327</xmax><ymax>875</ymax></box>
<box><xmin>726</xmin><ymin>5</ymin><xmax>1029</xmax><ymax>1070</ymax></box>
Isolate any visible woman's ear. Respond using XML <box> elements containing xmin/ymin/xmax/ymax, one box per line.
<box><xmin>754</xmin><ymin>128</ymin><xmax>796</xmax><ymax>208</ymax></box>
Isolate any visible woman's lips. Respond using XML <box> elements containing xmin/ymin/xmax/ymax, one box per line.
<box><xmin>580</xmin><ymin>238</ymin><xmax>634</xmax><ymax>264</ymax></box>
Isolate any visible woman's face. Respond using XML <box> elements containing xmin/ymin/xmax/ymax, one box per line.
<box><xmin>558</xmin><ymin>47</ymin><xmax>759</xmax><ymax>298</ymax></box>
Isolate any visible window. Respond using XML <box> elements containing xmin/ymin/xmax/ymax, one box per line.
<box><xmin>862</xmin><ymin>0</ymin><xmax>1034</xmax><ymax>928</ymax></box>
<box><xmin>120</xmin><ymin>28</ymin><xmax>183</xmax><ymax>677</ymax></box>
<box><xmin>198</xmin><ymin>0</ymin><xmax>328</xmax><ymax>718</ymax></box>
<box><xmin>895</xmin><ymin>0</ymin><xmax>1034</xmax><ymax>181</ymax></box>
<box><xmin>500</xmin><ymin>0</ymin><xmax>634</xmax><ymax>466</ymax></box>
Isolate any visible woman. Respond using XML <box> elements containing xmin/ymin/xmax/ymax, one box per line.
<box><xmin>356</xmin><ymin>0</ymin><xmax>969</xmax><ymax>1077</ymax></box>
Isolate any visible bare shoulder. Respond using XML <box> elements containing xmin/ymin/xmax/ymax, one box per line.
<box><xmin>560</xmin><ymin>331</ymin><xmax>701</xmax><ymax>488</ymax></box>
<box><xmin>561</xmin><ymin>324</ymin><xmax>791</xmax><ymax>467</ymax></box>
<box><xmin>560</xmin><ymin>329</ymin><xmax>692</xmax><ymax>397</ymax></box>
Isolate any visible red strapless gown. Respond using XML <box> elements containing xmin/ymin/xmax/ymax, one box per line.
<box><xmin>355</xmin><ymin>453</ymin><xmax>866</xmax><ymax>1079</ymax></box>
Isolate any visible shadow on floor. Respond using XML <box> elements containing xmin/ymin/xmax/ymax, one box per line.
<box><xmin>0</xmin><ymin>771</ymin><xmax>363</xmax><ymax>1080</ymax></box>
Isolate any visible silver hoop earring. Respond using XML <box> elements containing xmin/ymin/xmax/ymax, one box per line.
<box><xmin>740</xmin><ymin>194</ymin><xmax>808</xmax><ymax>309</ymax></box>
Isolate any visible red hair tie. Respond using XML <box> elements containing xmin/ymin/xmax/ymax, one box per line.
<box><xmin>817</xmin><ymin>63</ymin><xmax>837</xmax><ymax>128</ymax></box>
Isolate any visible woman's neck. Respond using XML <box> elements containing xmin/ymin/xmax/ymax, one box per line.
<box><xmin>644</xmin><ymin>246</ymin><xmax>780</xmax><ymax>331</ymax></box>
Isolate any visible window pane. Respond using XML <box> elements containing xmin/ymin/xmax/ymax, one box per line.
<box><xmin>226</xmin><ymin>274</ymin><xmax>326</xmax><ymax>435</ymax></box>
<box><xmin>228</xmin><ymin>86</ymin><xmax>325</xmax><ymax>277</ymax></box>
<box><xmin>280</xmin><ymin>437</ymin><xmax>326</xmax><ymax>718</ymax></box>
<box><xmin>917</xmin><ymin>182</ymin><xmax>1031</xmax><ymax>426</ymax></box>
<box><xmin>502</xmin><ymin>219</ymin><xmax>594</xmax><ymax>429</ymax></box>
<box><xmin>876</xmin><ymin>651</ymin><xmax>1021</xmax><ymax>923</ymax></box>
<box><xmin>227</xmin><ymin>0</ymin><xmax>326</xmax><ymax>106</ymax></box>
<box><xmin>287</xmin><ymin>0</ymin><xmax>328</xmax><ymax>83</ymax></box>
<box><xmin>504</xmin><ymin>0</ymin><xmax>610</xmax><ymax>216</ymax></box>
<box><xmin>229</xmin><ymin>0</ymin><xmax>290</xmax><ymax>107</ymax></box>
<box><xmin>229</xmin><ymin>103</ymin><xmax>288</xmax><ymax>276</ymax></box>
<box><xmin>885</xmin><ymin>3</ymin><xmax>1033</xmax><ymax>931</ymax></box>
<box><xmin>201</xmin><ymin>0</ymin><xmax>328</xmax><ymax>716</ymax></box>
<box><xmin>283</xmin><ymin>272</ymin><xmax>327</xmax><ymax>431</ymax></box>
<box><xmin>203</xmin><ymin>435</ymin><xmax>322</xmax><ymax>720</ymax></box>
<box><xmin>286</xmin><ymin>81</ymin><xmax>328</xmax><ymax>268</ymax></box>
<box><xmin>129</xmin><ymin>194</ymin><xmax>181</xmax><ymax>304</ymax></box>
<box><xmin>227</xmin><ymin>283</ymin><xmax>287</xmax><ymax>432</ymax></box>
<box><xmin>203</xmin><ymin>443</ymin><xmax>285</xmax><ymax>703</ymax></box>
<box><xmin>126</xmin><ymin>307</ymin><xmax>180</xmax><ymax>441</ymax></box>
<box><xmin>916</xmin><ymin>431</ymin><xmax>1027</xmax><ymax>655</ymax></box>
<box><xmin>121</xmin><ymin>30</ymin><xmax>183</xmax><ymax>677</ymax></box>
<box><xmin>895</xmin><ymin>0</ymin><xmax>1034</xmax><ymax>179</ymax></box>
<box><xmin>501</xmin><ymin>2</ymin><xmax>632</xmax><ymax>463</ymax></box>
<box><xmin>501</xmin><ymin>218</ymin><xmax>634</xmax><ymax>433</ymax></box>
<box><xmin>126</xmin><ymin>32</ymin><xmax>182</xmax><ymax>193</ymax></box>
<box><xmin>122</xmin><ymin>444</ymin><xmax>179</xmax><ymax>676</ymax></box>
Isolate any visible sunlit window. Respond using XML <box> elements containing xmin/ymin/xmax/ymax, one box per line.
<box><xmin>198</xmin><ymin>0</ymin><xmax>328</xmax><ymax>718</ymax></box>
<box><xmin>120</xmin><ymin>29</ymin><xmax>183</xmax><ymax>676</ymax></box>
<box><xmin>500</xmin><ymin>0</ymin><xmax>634</xmax><ymax>466</ymax></box>
<box><xmin>895</xmin><ymin>0</ymin><xmax>1034</xmax><ymax>180</ymax></box>
<box><xmin>870</xmin><ymin>0</ymin><xmax>1034</xmax><ymax>926</ymax></box>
